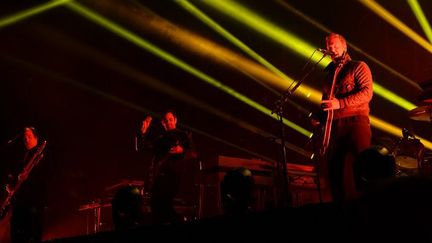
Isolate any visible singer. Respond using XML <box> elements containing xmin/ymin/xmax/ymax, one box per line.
<box><xmin>314</xmin><ymin>33</ymin><xmax>373</xmax><ymax>204</ymax></box>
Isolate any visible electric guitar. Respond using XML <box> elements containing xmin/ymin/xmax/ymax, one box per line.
<box><xmin>0</xmin><ymin>140</ymin><xmax>47</xmax><ymax>219</ymax></box>
<box><xmin>321</xmin><ymin>64</ymin><xmax>343</xmax><ymax>156</ymax></box>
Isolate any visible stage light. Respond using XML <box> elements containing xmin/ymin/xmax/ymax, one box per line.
<box><xmin>65</xmin><ymin>2</ymin><xmax>313</xmax><ymax>138</ymax></box>
<box><xmin>177</xmin><ymin>0</ymin><xmax>295</xmax><ymax>87</ymax></box>
<box><xmin>359</xmin><ymin>0</ymin><xmax>432</xmax><ymax>53</ymax></box>
<box><xmin>0</xmin><ymin>0</ymin><xmax>70</xmax><ymax>29</ymax></box>
<box><xmin>407</xmin><ymin>0</ymin><xmax>432</xmax><ymax>43</ymax></box>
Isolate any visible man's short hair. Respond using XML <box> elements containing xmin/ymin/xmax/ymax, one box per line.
<box><xmin>326</xmin><ymin>32</ymin><xmax>347</xmax><ymax>51</ymax></box>
<box><xmin>24</xmin><ymin>126</ymin><xmax>39</xmax><ymax>139</ymax></box>
<box><xmin>163</xmin><ymin>109</ymin><xmax>177</xmax><ymax>119</ymax></box>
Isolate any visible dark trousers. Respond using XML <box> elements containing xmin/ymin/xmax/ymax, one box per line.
<box><xmin>10</xmin><ymin>204</ymin><xmax>43</xmax><ymax>243</ymax></box>
<box><xmin>149</xmin><ymin>157</ymin><xmax>198</xmax><ymax>224</ymax></box>
<box><xmin>150</xmin><ymin>160</ymin><xmax>180</xmax><ymax>224</ymax></box>
<box><xmin>327</xmin><ymin>115</ymin><xmax>371</xmax><ymax>203</ymax></box>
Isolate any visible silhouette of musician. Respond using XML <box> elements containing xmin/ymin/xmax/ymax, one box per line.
<box><xmin>3</xmin><ymin>127</ymin><xmax>48</xmax><ymax>243</ymax></box>
<box><xmin>136</xmin><ymin>110</ymin><xmax>197</xmax><ymax>224</ymax></box>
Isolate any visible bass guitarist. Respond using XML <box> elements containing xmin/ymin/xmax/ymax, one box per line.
<box><xmin>3</xmin><ymin>127</ymin><xmax>48</xmax><ymax>243</ymax></box>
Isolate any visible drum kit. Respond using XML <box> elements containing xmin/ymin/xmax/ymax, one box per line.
<box><xmin>392</xmin><ymin>133</ymin><xmax>426</xmax><ymax>177</ymax></box>
<box><xmin>389</xmin><ymin>85</ymin><xmax>432</xmax><ymax>177</ymax></box>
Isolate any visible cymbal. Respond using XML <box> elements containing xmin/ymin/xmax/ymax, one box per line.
<box><xmin>78</xmin><ymin>202</ymin><xmax>111</xmax><ymax>211</ymax></box>
<box><xmin>104</xmin><ymin>179</ymin><xmax>144</xmax><ymax>193</ymax></box>
<box><xmin>409</xmin><ymin>106</ymin><xmax>432</xmax><ymax>121</ymax></box>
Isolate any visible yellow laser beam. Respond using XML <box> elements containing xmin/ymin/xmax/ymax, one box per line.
<box><xmin>0</xmin><ymin>0</ymin><xmax>70</xmax><ymax>28</ymax></box>
<box><xmin>65</xmin><ymin>1</ymin><xmax>313</xmax><ymax>137</ymax></box>
<box><xmin>407</xmin><ymin>0</ymin><xmax>432</xmax><ymax>43</ymax></box>
<box><xmin>359</xmin><ymin>0</ymin><xmax>432</xmax><ymax>53</ymax></box>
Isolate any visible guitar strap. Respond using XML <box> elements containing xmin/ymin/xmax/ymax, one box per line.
<box><xmin>321</xmin><ymin>62</ymin><xmax>344</xmax><ymax>156</ymax></box>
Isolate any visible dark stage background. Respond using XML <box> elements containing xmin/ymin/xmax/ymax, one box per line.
<box><xmin>0</xmin><ymin>0</ymin><xmax>431</xmax><ymax>240</ymax></box>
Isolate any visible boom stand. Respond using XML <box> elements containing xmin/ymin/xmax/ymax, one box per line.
<box><xmin>272</xmin><ymin>51</ymin><xmax>327</xmax><ymax>207</ymax></box>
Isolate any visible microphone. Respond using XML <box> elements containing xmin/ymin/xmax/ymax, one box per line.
<box><xmin>402</xmin><ymin>128</ymin><xmax>415</xmax><ymax>139</ymax></box>
<box><xmin>317</xmin><ymin>48</ymin><xmax>334</xmax><ymax>55</ymax></box>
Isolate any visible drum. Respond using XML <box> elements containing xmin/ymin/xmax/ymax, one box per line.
<box><xmin>394</xmin><ymin>138</ymin><xmax>424</xmax><ymax>176</ymax></box>
<box><xmin>420</xmin><ymin>151</ymin><xmax>432</xmax><ymax>177</ymax></box>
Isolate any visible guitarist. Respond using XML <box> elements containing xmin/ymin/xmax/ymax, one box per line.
<box><xmin>137</xmin><ymin>110</ymin><xmax>197</xmax><ymax>224</ymax></box>
<box><xmin>4</xmin><ymin>127</ymin><xmax>48</xmax><ymax>243</ymax></box>
<box><xmin>315</xmin><ymin>33</ymin><xmax>374</xmax><ymax>204</ymax></box>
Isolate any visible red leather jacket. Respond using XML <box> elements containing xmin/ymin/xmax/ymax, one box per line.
<box><xmin>323</xmin><ymin>54</ymin><xmax>373</xmax><ymax>119</ymax></box>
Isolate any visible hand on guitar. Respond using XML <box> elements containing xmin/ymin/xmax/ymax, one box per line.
<box><xmin>5</xmin><ymin>184</ymin><xmax>13</xmax><ymax>195</ymax></box>
<box><xmin>321</xmin><ymin>98</ymin><xmax>340</xmax><ymax>111</ymax></box>
<box><xmin>310</xmin><ymin>118</ymin><xmax>321</xmax><ymax>128</ymax></box>
<box><xmin>140</xmin><ymin>116</ymin><xmax>153</xmax><ymax>134</ymax></box>
<box><xmin>169</xmin><ymin>144</ymin><xmax>184</xmax><ymax>154</ymax></box>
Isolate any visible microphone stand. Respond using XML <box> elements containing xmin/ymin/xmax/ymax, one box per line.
<box><xmin>272</xmin><ymin>50</ymin><xmax>327</xmax><ymax>207</ymax></box>
<box><xmin>6</xmin><ymin>131</ymin><xmax>23</xmax><ymax>145</ymax></box>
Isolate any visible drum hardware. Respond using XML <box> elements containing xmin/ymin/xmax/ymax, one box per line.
<box><xmin>77</xmin><ymin>180</ymin><xmax>145</xmax><ymax>234</ymax></box>
<box><xmin>79</xmin><ymin>199</ymin><xmax>111</xmax><ymax>234</ymax></box>
<box><xmin>104</xmin><ymin>179</ymin><xmax>144</xmax><ymax>196</ymax></box>
<box><xmin>393</xmin><ymin>129</ymin><xmax>425</xmax><ymax>177</ymax></box>
<box><xmin>419</xmin><ymin>152</ymin><xmax>432</xmax><ymax>176</ymax></box>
